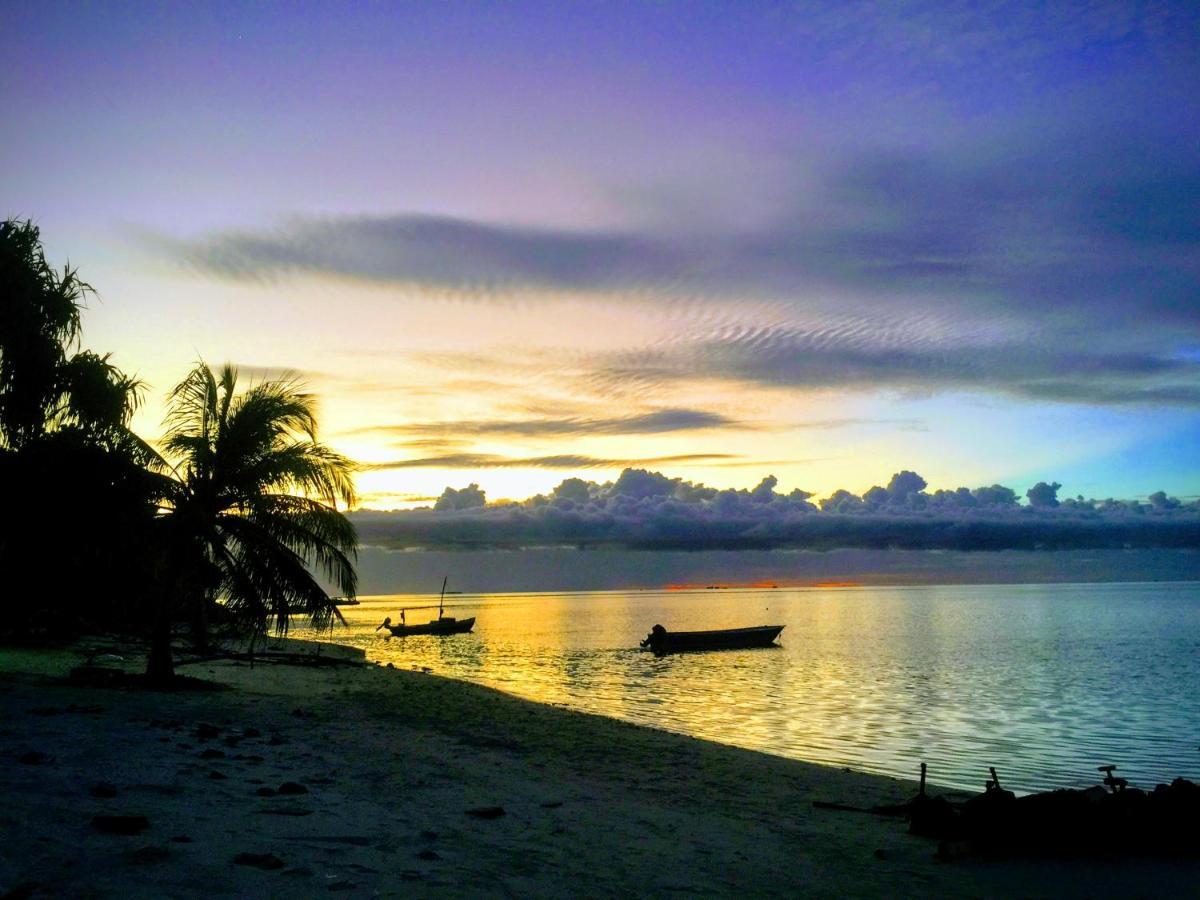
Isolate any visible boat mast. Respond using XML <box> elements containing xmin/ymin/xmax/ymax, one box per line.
<box><xmin>438</xmin><ymin>575</ymin><xmax>448</xmax><ymax>619</ymax></box>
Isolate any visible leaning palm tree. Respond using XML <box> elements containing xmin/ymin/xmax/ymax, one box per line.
<box><xmin>149</xmin><ymin>363</ymin><xmax>357</xmax><ymax>680</ymax></box>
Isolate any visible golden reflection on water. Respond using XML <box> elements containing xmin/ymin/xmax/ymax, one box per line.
<box><xmin>297</xmin><ymin>583</ymin><xmax>1200</xmax><ymax>794</ymax></box>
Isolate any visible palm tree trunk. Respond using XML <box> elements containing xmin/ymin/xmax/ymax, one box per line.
<box><xmin>190</xmin><ymin>590</ymin><xmax>211</xmax><ymax>654</ymax></box>
<box><xmin>146</xmin><ymin>600</ymin><xmax>174</xmax><ymax>684</ymax></box>
<box><xmin>145</xmin><ymin>557</ymin><xmax>177</xmax><ymax>685</ymax></box>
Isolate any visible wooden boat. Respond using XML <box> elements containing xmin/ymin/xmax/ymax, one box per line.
<box><xmin>379</xmin><ymin>615</ymin><xmax>475</xmax><ymax>637</ymax></box>
<box><xmin>640</xmin><ymin>623</ymin><xmax>784</xmax><ymax>653</ymax></box>
<box><xmin>376</xmin><ymin>576</ymin><xmax>475</xmax><ymax>637</ymax></box>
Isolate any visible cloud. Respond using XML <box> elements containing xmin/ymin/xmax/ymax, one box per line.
<box><xmin>150</xmin><ymin>93</ymin><xmax>1200</xmax><ymax>410</ymax></box>
<box><xmin>584</xmin><ymin>322</ymin><xmax>1200</xmax><ymax>407</ymax></box>
<box><xmin>152</xmin><ymin>214</ymin><xmax>686</xmax><ymax>295</ymax></box>
<box><xmin>152</xmin><ymin>123</ymin><xmax>1199</xmax><ymax>332</ymax></box>
<box><xmin>344</xmin><ymin>408</ymin><xmax>741</xmax><ymax>441</ymax></box>
<box><xmin>362</xmin><ymin>452</ymin><xmax>738</xmax><ymax>471</ymax></box>
<box><xmin>788</xmin><ymin>417</ymin><xmax>927</xmax><ymax>431</ymax></box>
<box><xmin>350</xmin><ymin>467</ymin><xmax>1200</xmax><ymax>551</ymax></box>
<box><xmin>390</xmin><ymin>438</ymin><xmax>473</xmax><ymax>452</ymax></box>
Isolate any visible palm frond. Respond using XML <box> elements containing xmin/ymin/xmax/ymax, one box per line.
<box><xmin>228</xmin><ymin>442</ymin><xmax>356</xmax><ymax>507</ymax></box>
<box><xmin>163</xmin><ymin>362</ymin><xmax>218</xmax><ymax>446</ymax></box>
<box><xmin>217</xmin><ymin>514</ymin><xmax>347</xmax><ymax>634</ymax></box>
<box><xmin>234</xmin><ymin>495</ymin><xmax>358</xmax><ymax>594</ymax></box>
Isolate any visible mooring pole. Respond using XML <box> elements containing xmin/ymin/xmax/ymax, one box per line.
<box><xmin>919</xmin><ymin>762</ymin><xmax>927</xmax><ymax>797</ymax></box>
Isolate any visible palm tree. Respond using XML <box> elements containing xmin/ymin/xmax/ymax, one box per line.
<box><xmin>148</xmin><ymin>363</ymin><xmax>358</xmax><ymax>681</ymax></box>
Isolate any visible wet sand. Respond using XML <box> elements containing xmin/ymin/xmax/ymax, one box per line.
<box><xmin>0</xmin><ymin>645</ymin><xmax>1196</xmax><ymax>898</ymax></box>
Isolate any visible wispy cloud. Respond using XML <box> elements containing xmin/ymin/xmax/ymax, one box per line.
<box><xmin>150</xmin><ymin>122</ymin><xmax>1199</xmax><ymax>338</ymax></box>
<box><xmin>362</xmin><ymin>452</ymin><xmax>738</xmax><ymax>471</ymax></box>
<box><xmin>584</xmin><ymin>323</ymin><xmax>1200</xmax><ymax>407</ymax></box>
<box><xmin>151</xmin><ymin>214</ymin><xmax>685</xmax><ymax>295</ymax></box>
<box><xmin>147</xmin><ymin>78</ymin><xmax>1199</xmax><ymax>412</ymax></box>
<box><xmin>344</xmin><ymin>408</ymin><xmax>741</xmax><ymax>440</ymax></box>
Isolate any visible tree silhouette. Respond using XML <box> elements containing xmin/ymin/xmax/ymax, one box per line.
<box><xmin>0</xmin><ymin>220</ymin><xmax>158</xmax><ymax>634</ymax></box>
<box><xmin>149</xmin><ymin>363</ymin><xmax>357</xmax><ymax>680</ymax></box>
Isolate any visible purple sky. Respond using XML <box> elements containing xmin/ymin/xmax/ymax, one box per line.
<box><xmin>3</xmin><ymin>1</ymin><xmax>1198</xmax><ymax>506</ymax></box>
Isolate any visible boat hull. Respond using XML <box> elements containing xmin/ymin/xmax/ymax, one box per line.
<box><xmin>386</xmin><ymin>616</ymin><xmax>476</xmax><ymax>637</ymax></box>
<box><xmin>643</xmin><ymin>625</ymin><xmax>784</xmax><ymax>653</ymax></box>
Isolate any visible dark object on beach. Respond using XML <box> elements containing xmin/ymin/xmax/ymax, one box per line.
<box><xmin>465</xmin><ymin>806</ymin><xmax>506</xmax><ymax>819</ymax></box>
<box><xmin>195</xmin><ymin>722</ymin><xmax>220</xmax><ymax>740</ymax></box>
<box><xmin>910</xmin><ymin>795</ymin><xmax>961</xmax><ymax>838</ymax></box>
<box><xmin>639</xmin><ymin>623</ymin><xmax>784</xmax><ymax>653</ymax></box>
<box><xmin>901</xmin><ymin>763</ymin><xmax>1200</xmax><ymax>858</ymax></box>
<box><xmin>417</xmin><ymin>849</ymin><xmax>441</xmax><ymax>860</ymax></box>
<box><xmin>93</xmin><ymin>814</ymin><xmax>149</xmax><ymax>835</ymax></box>
<box><xmin>256</xmin><ymin>787</ymin><xmax>277</xmax><ymax>797</ymax></box>
<box><xmin>200</xmin><ymin>748</ymin><xmax>226</xmax><ymax>759</ymax></box>
<box><xmin>907</xmin><ymin>763</ymin><xmax>958</xmax><ymax>837</ymax></box>
<box><xmin>91</xmin><ymin>782</ymin><xmax>119</xmax><ymax>798</ymax></box>
<box><xmin>1098</xmin><ymin>764</ymin><xmax>1128</xmax><ymax>793</ymax></box>
<box><xmin>234</xmin><ymin>852</ymin><xmax>286</xmax><ymax>870</ymax></box>
<box><xmin>17</xmin><ymin>751</ymin><xmax>51</xmax><ymax>765</ymax></box>
<box><xmin>277</xmin><ymin>781</ymin><xmax>308</xmax><ymax>795</ymax></box>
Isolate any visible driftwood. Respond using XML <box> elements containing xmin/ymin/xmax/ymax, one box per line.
<box><xmin>174</xmin><ymin>650</ymin><xmax>364</xmax><ymax>668</ymax></box>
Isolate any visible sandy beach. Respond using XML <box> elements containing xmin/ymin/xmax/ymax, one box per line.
<box><xmin>1</xmin><ymin>643</ymin><xmax>1196</xmax><ymax>899</ymax></box>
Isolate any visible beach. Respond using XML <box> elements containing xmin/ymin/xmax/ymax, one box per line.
<box><xmin>1</xmin><ymin>645</ymin><xmax>1196</xmax><ymax>898</ymax></box>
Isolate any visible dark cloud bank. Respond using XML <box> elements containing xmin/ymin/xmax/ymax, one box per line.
<box><xmin>350</xmin><ymin>468</ymin><xmax>1200</xmax><ymax>553</ymax></box>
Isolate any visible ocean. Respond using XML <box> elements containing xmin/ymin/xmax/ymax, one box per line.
<box><xmin>298</xmin><ymin>580</ymin><xmax>1200</xmax><ymax>794</ymax></box>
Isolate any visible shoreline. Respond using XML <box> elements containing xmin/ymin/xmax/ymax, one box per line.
<box><xmin>1</xmin><ymin>644</ymin><xmax>1197</xmax><ymax>897</ymax></box>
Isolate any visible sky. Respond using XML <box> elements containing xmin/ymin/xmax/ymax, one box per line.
<box><xmin>3</xmin><ymin>1</ymin><xmax>1198</xmax><ymax>509</ymax></box>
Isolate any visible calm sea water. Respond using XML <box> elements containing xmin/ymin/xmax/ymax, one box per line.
<box><xmin>297</xmin><ymin>582</ymin><xmax>1200</xmax><ymax>794</ymax></box>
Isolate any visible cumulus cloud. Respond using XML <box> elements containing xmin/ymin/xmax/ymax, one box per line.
<box><xmin>350</xmin><ymin>467</ymin><xmax>1200</xmax><ymax>552</ymax></box>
